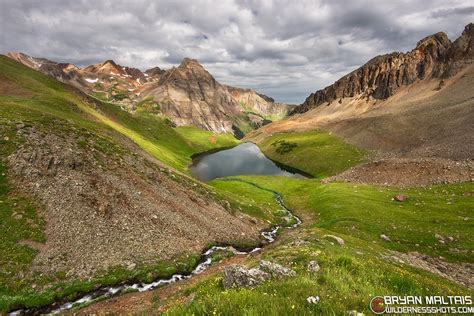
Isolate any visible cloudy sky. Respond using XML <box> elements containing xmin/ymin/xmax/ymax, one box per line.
<box><xmin>1</xmin><ymin>0</ymin><xmax>473</xmax><ymax>103</ymax></box>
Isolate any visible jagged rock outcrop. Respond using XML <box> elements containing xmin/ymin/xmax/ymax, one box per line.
<box><xmin>6</xmin><ymin>52</ymin><xmax>158</xmax><ymax>95</ymax></box>
<box><xmin>7</xmin><ymin>53</ymin><xmax>289</xmax><ymax>135</ymax></box>
<box><xmin>294</xmin><ymin>23</ymin><xmax>474</xmax><ymax>114</ymax></box>
<box><xmin>144</xmin><ymin>66</ymin><xmax>165</xmax><ymax>78</ymax></box>
<box><xmin>134</xmin><ymin>58</ymin><xmax>290</xmax><ymax>134</ymax></box>
<box><xmin>139</xmin><ymin>58</ymin><xmax>240</xmax><ymax>132</ymax></box>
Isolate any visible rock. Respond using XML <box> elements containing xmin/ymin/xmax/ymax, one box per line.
<box><xmin>222</xmin><ymin>265</ymin><xmax>270</xmax><ymax>289</ymax></box>
<box><xmin>259</xmin><ymin>260</ymin><xmax>296</xmax><ymax>278</ymax></box>
<box><xmin>125</xmin><ymin>262</ymin><xmax>136</xmax><ymax>271</ymax></box>
<box><xmin>434</xmin><ymin>233</ymin><xmax>444</xmax><ymax>242</ymax></box>
<box><xmin>293</xmin><ymin>24</ymin><xmax>474</xmax><ymax>114</ymax></box>
<box><xmin>323</xmin><ymin>234</ymin><xmax>345</xmax><ymax>246</ymax></box>
<box><xmin>380</xmin><ymin>234</ymin><xmax>392</xmax><ymax>242</ymax></box>
<box><xmin>393</xmin><ymin>194</ymin><xmax>407</xmax><ymax>202</ymax></box>
<box><xmin>347</xmin><ymin>310</ymin><xmax>365</xmax><ymax>316</ymax></box>
<box><xmin>307</xmin><ymin>260</ymin><xmax>321</xmax><ymax>273</ymax></box>
<box><xmin>306</xmin><ymin>296</ymin><xmax>320</xmax><ymax>304</ymax></box>
<box><xmin>290</xmin><ymin>239</ymin><xmax>308</xmax><ymax>246</ymax></box>
<box><xmin>222</xmin><ymin>261</ymin><xmax>297</xmax><ymax>289</ymax></box>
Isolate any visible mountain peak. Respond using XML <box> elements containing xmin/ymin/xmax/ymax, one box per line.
<box><xmin>415</xmin><ymin>32</ymin><xmax>451</xmax><ymax>50</ymax></box>
<box><xmin>145</xmin><ymin>66</ymin><xmax>165</xmax><ymax>77</ymax></box>
<box><xmin>179</xmin><ymin>57</ymin><xmax>204</xmax><ymax>69</ymax></box>
<box><xmin>6</xmin><ymin>51</ymin><xmax>27</xmax><ymax>59</ymax></box>
<box><xmin>102</xmin><ymin>59</ymin><xmax>118</xmax><ymax>66</ymax></box>
<box><xmin>463</xmin><ymin>22</ymin><xmax>474</xmax><ymax>34</ymax></box>
<box><xmin>83</xmin><ymin>59</ymin><xmax>125</xmax><ymax>75</ymax></box>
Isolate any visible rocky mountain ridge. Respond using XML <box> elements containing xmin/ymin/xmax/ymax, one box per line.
<box><xmin>6</xmin><ymin>53</ymin><xmax>289</xmax><ymax>136</ymax></box>
<box><xmin>294</xmin><ymin>23</ymin><xmax>474</xmax><ymax>113</ymax></box>
<box><xmin>248</xmin><ymin>24</ymin><xmax>474</xmax><ymax>163</ymax></box>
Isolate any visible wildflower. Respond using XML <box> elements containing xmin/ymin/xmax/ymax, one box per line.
<box><xmin>306</xmin><ymin>296</ymin><xmax>320</xmax><ymax>304</ymax></box>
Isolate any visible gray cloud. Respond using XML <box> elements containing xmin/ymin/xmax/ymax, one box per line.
<box><xmin>0</xmin><ymin>0</ymin><xmax>472</xmax><ymax>103</ymax></box>
<box><xmin>431</xmin><ymin>6</ymin><xmax>474</xmax><ymax>18</ymax></box>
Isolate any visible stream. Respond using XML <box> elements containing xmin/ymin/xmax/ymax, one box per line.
<box><xmin>11</xmin><ymin>179</ymin><xmax>301</xmax><ymax>315</ymax></box>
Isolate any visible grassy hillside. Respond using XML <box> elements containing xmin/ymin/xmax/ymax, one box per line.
<box><xmin>258</xmin><ymin>130</ymin><xmax>368</xmax><ymax>178</ymax></box>
<box><xmin>87</xmin><ymin>99</ymin><xmax>239</xmax><ymax>170</ymax></box>
<box><xmin>161</xmin><ymin>177</ymin><xmax>473</xmax><ymax>315</ymax></box>
<box><xmin>0</xmin><ymin>55</ymin><xmax>238</xmax><ymax>172</ymax></box>
<box><xmin>243</xmin><ymin>177</ymin><xmax>473</xmax><ymax>262</ymax></box>
<box><xmin>0</xmin><ymin>56</ymin><xmax>243</xmax><ymax>312</ymax></box>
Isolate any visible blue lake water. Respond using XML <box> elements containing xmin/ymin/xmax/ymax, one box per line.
<box><xmin>189</xmin><ymin>142</ymin><xmax>307</xmax><ymax>181</ymax></box>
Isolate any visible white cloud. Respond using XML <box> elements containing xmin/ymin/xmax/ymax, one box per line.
<box><xmin>0</xmin><ymin>0</ymin><xmax>472</xmax><ymax>103</ymax></box>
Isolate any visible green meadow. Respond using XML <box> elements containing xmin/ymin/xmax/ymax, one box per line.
<box><xmin>165</xmin><ymin>175</ymin><xmax>473</xmax><ymax>315</ymax></box>
<box><xmin>0</xmin><ymin>55</ymin><xmax>472</xmax><ymax>314</ymax></box>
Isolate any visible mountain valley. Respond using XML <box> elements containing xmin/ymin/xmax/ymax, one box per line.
<box><xmin>0</xmin><ymin>22</ymin><xmax>473</xmax><ymax>316</ymax></box>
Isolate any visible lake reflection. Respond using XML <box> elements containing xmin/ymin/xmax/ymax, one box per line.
<box><xmin>189</xmin><ymin>142</ymin><xmax>306</xmax><ymax>181</ymax></box>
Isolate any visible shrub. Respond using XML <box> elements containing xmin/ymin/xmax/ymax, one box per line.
<box><xmin>271</xmin><ymin>140</ymin><xmax>298</xmax><ymax>154</ymax></box>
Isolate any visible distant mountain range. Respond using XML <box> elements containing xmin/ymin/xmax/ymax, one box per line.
<box><xmin>7</xmin><ymin>52</ymin><xmax>290</xmax><ymax>137</ymax></box>
<box><xmin>6</xmin><ymin>23</ymin><xmax>474</xmax><ymax>156</ymax></box>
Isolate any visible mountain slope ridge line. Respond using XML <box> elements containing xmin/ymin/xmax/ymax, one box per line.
<box><xmin>293</xmin><ymin>23</ymin><xmax>474</xmax><ymax>114</ymax></box>
<box><xmin>5</xmin><ymin>53</ymin><xmax>291</xmax><ymax>136</ymax></box>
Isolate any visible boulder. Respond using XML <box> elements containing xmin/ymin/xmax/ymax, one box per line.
<box><xmin>323</xmin><ymin>234</ymin><xmax>345</xmax><ymax>246</ymax></box>
<box><xmin>222</xmin><ymin>260</ymin><xmax>296</xmax><ymax>289</ymax></box>
<box><xmin>259</xmin><ymin>260</ymin><xmax>296</xmax><ymax>278</ymax></box>
<box><xmin>222</xmin><ymin>265</ymin><xmax>270</xmax><ymax>289</ymax></box>
<box><xmin>307</xmin><ymin>260</ymin><xmax>321</xmax><ymax>273</ymax></box>
<box><xmin>393</xmin><ymin>194</ymin><xmax>407</xmax><ymax>202</ymax></box>
<box><xmin>125</xmin><ymin>262</ymin><xmax>136</xmax><ymax>271</ymax></box>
